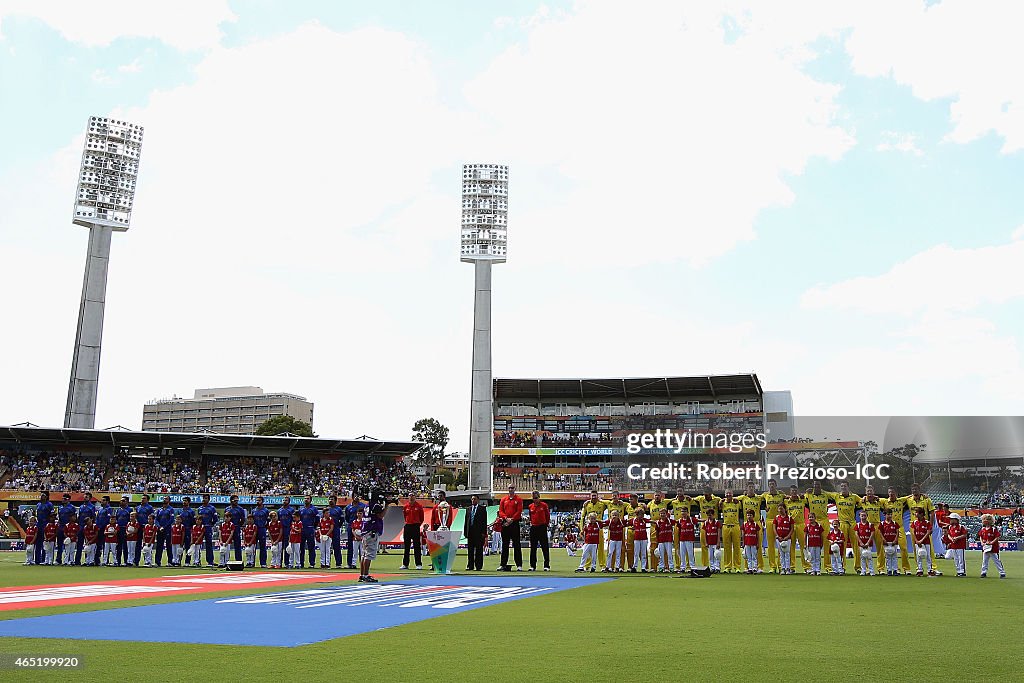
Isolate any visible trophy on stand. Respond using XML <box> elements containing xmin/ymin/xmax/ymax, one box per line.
<box><xmin>426</xmin><ymin>500</ymin><xmax>460</xmax><ymax>574</ymax></box>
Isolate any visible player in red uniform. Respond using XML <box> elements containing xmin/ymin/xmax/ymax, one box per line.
<box><xmin>773</xmin><ymin>504</ymin><xmax>794</xmax><ymax>574</ymax></box>
<box><xmin>854</xmin><ymin>510</ymin><xmax>875</xmax><ymax>576</ymax></box>
<box><xmin>243</xmin><ymin>517</ymin><xmax>259</xmax><ymax>568</ymax></box>
<box><xmin>23</xmin><ymin>517</ymin><xmax>38</xmax><ymax>565</ymax></box>
<box><xmin>142</xmin><ymin>518</ymin><xmax>158</xmax><ymax>567</ymax></box>
<box><xmin>703</xmin><ymin>509</ymin><xmax>722</xmax><ymax>573</ymax></box>
<box><xmin>574</xmin><ymin>513</ymin><xmax>602</xmax><ymax>573</ymax></box>
<box><xmin>190</xmin><ymin>519</ymin><xmax>205</xmax><ymax>567</ymax></box>
<box><xmin>349</xmin><ymin>509</ymin><xmax>364</xmax><ymax>566</ymax></box>
<box><xmin>879</xmin><ymin>510</ymin><xmax>901</xmax><ymax>576</ymax></box>
<box><xmin>910</xmin><ymin>507</ymin><xmax>935</xmax><ymax>576</ymax></box>
<box><xmin>804</xmin><ymin>512</ymin><xmax>825</xmax><ymax>575</ymax></box>
<box><xmin>43</xmin><ymin>517</ymin><xmax>59</xmax><ymax>565</ymax></box>
<box><xmin>676</xmin><ymin>509</ymin><xmax>697</xmax><ymax>572</ymax></box>
<box><xmin>288</xmin><ymin>517</ymin><xmax>304</xmax><ymax>569</ymax></box>
<box><xmin>741</xmin><ymin>510</ymin><xmax>761</xmax><ymax>574</ymax></box>
<box><xmin>602</xmin><ymin>510</ymin><xmax>625</xmax><ymax>572</ymax></box>
<box><xmin>564</xmin><ymin>528</ymin><xmax>579</xmax><ymax>557</ymax></box>
<box><xmin>978</xmin><ymin>514</ymin><xmax>1006</xmax><ymax>579</ymax></box>
<box><xmin>630</xmin><ymin>506</ymin><xmax>648</xmax><ymax>572</ymax></box>
<box><xmin>219</xmin><ymin>515</ymin><xmax>236</xmax><ymax>567</ymax></box>
<box><xmin>103</xmin><ymin>521</ymin><xmax>119</xmax><ymax>566</ymax></box>
<box><xmin>82</xmin><ymin>517</ymin><xmax>99</xmax><ymax>566</ymax></box>
<box><xmin>170</xmin><ymin>515</ymin><xmax>185</xmax><ymax>567</ymax></box>
<box><xmin>318</xmin><ymin>510</ymin><xmax>335</xmax><ymax>569</ymax></box>
<box><xmin>654</xmin><ymin>509</ymin><xmax>676</xmax><ymax>572</ymax></box>
<box><xmin>827</xmin><ymin>519</ymin><xmax>845</xmax><ymax>575</ymax></box>
<box><xmin>62</xmin><ymin>515</ymin><xmax>80</xmax><ymax>566</ymax></box>
<box><xmin>946</xmin><ymin>513</ymin><xmax>968</xmax><ymax>577</ymax></box>
<box><xmin>268</xmin><ymin>511</ymin><xmax>283</xmax><ymax>568</ymax></box>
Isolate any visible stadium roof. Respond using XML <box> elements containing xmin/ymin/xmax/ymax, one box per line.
<box><xmin>494</xmin><ymin>374</ymin><xmax>763</xmax><ymax>401</ymax></box>
<box><xmin>0</xmin><ymin>425</ymin><xmax>422</xmax><ymax>458</ymax></box>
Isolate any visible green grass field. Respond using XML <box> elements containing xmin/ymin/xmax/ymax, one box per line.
<box><xmin>0</xmin><ymin>549</ymin><xmax>1020</xmax><ymax>682</ymax></box>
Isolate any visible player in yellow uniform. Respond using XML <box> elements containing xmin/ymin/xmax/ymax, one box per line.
<box><xmin>761</xmin><ymin>479</ymin><xmax>787</xmax><ymax>573</ymax></box>
<box><xmin>694</xmin><ymin>487</ymin><xmax>721</xmax><ymax>567</ymax></box>
<box><xmin>623</xmin><ymin>493</ymin><xmax>639</xmax><ymax>570</ymax></box>
<box><xmin>579</xmin><ymin>491</ymin><xmax>608</xmax><ymax>570</ymax></box>
<box><xmin>882</xmin><ymin>487</ymin><xmax>911</xmax><ymax>574</ymax></box>
<box><xmin>804</xmin><ymin>482</ymin><xmax>832</xmax><ymax>571</ymax></box>
<box><xmin>668</xmin><ymin>489</ymin><xmax>692</xmax><ymax>567</ymax></box>
<box><xmin>719</xmin><ymin>490</ymin><xmax>743</xmax><ymax>573</ymax></box>
<box><xmin>737</xmin><ymin>483</ymin><xmax>765</xmax><ymax>572</ymax></box>
<box><xmin>904</xmin><ymin>483</ymin><xmax>935</xmax><ymax>561</ymax></box>
<box><xmin>646</xmin><ymin>491</ymin><xmax>670</xmax><ymax>568</ymax></box>
<box><xmin>784</xmin><ymin>486</ymin><xmax>809</xmax><ymax>571</ymax></box>
<box><xmin>604</xmin><ymin>491</ymin><xmax>630</xmax><ymax>570</ymax></box>
<box><xmin>858</xmin><ymin>485</ymin><xmax>886</xmax><ymax>574</ymax></box>
<box><xmin>826</xmin><ymin>482</ymin><xmax>860</xmax><ymax>573</ymax></box>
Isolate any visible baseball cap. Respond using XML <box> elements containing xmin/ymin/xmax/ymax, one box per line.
<box><xmin>949</xmin><ymin>513</ymin><xmax>960</xmax><ymax>520</ymax></box>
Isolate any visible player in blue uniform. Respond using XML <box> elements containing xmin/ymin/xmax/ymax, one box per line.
<box><xmin>154</xmin><ymin>496</ymin><xmax>177</xmax><ymax>566</ymax></box>
<box><xmin>115</xmin><ymin>496</ymin><xmax>133</xmax><ymax>565</ymax></box>
<box><xmin>74</xmin><ymin>492</ymin><xmax>97</xmax><ymax>565</ymax></box>
<box><xmin>133</xmin><ymin>494</ymin><xmax>155</xmax><ymax>565</ymax></box>
<box><xmin>277</xmin><ymin>496</ymin><xmax>295</xmax><ymax>569</ymax></box>
<box><xmin>328</xmin><ymin>496</ymin><xmax>346</xmax><ymax>568</ymax></box>
<box><xmin>178</xmin><ymin>496</ymin><xmax>197</xmax><ymax>562</ymax></box>
<box><xmin>344</xmin><ymin>492</ymin><xmax>366</xmax><ymax>568</ymax></box>
<box><xmin>298</xmin><ymin>496</ymin><xmax>319</xmax><ymax>568</ymax></box>
<box><xmin>34</xmin><ymin>491</ymin><xmax>54</xmax><ymax>565</ymax></box>
<box><xmin>250</xmin><ymin>496</ymin><xmax>270</xmax><ymax>568</ymax></box>
<box><xmin>197</xmin><ymin>494</ymin><xmax>218</xmax><ymax>566</ymax></box>
<box><xmin>94</xmin><ymin>495</ymin><xmax>112</xmax><ymax>564</ymax></box>
<box><xmin>55</xmin><ymin>493</ymin><xmax>77</xmax><ymax>564</ymax></box>
<box><xmin>225</xmin><ymin>495</ymin><xmax>246</xmax><ymax>562</ymax></box>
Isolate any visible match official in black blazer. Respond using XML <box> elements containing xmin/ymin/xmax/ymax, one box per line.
<box><xmin>463</xmin><ymin>495</ymin><xmax>488</xmax><ymax>571</ymax></box>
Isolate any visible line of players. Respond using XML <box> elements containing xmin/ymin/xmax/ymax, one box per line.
<box><xmin>569</xmin><ymin>480</ymin><xmax>1008</xmax><ymax>578</ymax></box>
<box><xmin>22</xmin><ymin>491</ymin><xmax>370</xmax><ymax>570</ymax></box>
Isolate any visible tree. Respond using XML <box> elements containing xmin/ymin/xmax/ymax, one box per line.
<box><xmin>411</xmin><ymin>418</ymin><xmax>449</xmax><ymax>466</ymax></box>
<box><xmin>255</xmin><ymin>415</ymin><xmax>316</xmax><ymax>437</ymax></box>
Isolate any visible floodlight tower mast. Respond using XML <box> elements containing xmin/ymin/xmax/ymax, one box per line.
<box><xmin>64</xmin><ymin>116</ymin><xmax>144</xmax><ymax>429</ymax></box>
<box><xmin>460</xmin><ymin>164</ymin><xmax>508</xmax><ymax>492</ymax></box>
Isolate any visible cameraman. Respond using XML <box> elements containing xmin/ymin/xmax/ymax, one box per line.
<box><xmin>359</xmin><ymin>495</ymin><xmax>386</xmax><ymax>583</ymax></box>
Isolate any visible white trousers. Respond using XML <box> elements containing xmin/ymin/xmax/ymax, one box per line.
<box><xmin>744</xmin><ymin>545</ymin><xmax>759</xmax><ymax>571</ymax></box>
<box><xmin>633</xmin><ymin>539</ymin><xmax>649</xmax><ymax>570</ymax></box>
<box><xmin>578</xmin><ymin>543</ymin><xmax>598</xmax><ymax>569</ymax></box>
<box><xmin>606</xmin><ymin>540</ymin><xmax>622</xmax><ymax>569</ymax></box>
<box><xmin>679</xmin><ymin>541</ymin><xmax>695</xmax><ymax>569</ymax></box>
<box><xmin>981</xmin><ymin>551</ymin><xmax>1005</xmax><ymax>576</ymax></box>
<box><xmin>808</xmin><ymin>546</ymin><xmax>822</xmax><ymax>572</ymax></box>
<box><xmin>656</xmin><ymin>542</ymin><xmax>674</xmax><ymax>571</ymax></box>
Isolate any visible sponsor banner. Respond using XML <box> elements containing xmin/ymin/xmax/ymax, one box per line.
<box><xmin>0</xmin><ymin>573</ymin><xmax>347</xmax><ymax>612</ymax></box>
<box><xmin>491</xmin><ymin>447</ymin><xmax>751</xmax><ymax>457</ymax></box>
<box><xmin>0</xmin><ymin>492</ymin><xmax>333</xmax><ymax>506</ymax></box>
<box><xmin>969</xmin><ymin>541</ymin><xmax>1019</xmax><ymax>551</ymax></box>
<box><xmin>0</xmin><ymin>576</ymin><xmax>609</xmax><ymax>647</ymax></box>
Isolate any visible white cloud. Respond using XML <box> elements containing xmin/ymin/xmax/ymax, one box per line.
<box><xmin>876</xmin><ymin>131</ymin><xmax>923</xmax><ymax>156</ymax></box>
<box><xmin>0</xmin><ymin>0</ymin><xmax>235</xmax><ymax>51</ymax></box>
<box><xmin>463</xmin><ymin>1</ymin><xmax>854</xmax><ymax>268</ymax></box>
<box><xmin>844</xmin><ymin>0</ymin><xmax>1024</xmax><ymax>153</ymax></box>
<box><xmin>118</xmin><ymin>59</ymin><xmax>143</xmax><ymax>74</ymax></box>
<box><xmin>801</xmin><ymin>236</ymin><xmax>1024</xmax><ymax>315</ymax></box>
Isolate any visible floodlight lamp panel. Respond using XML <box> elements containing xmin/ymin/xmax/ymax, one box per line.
<box><xmin>460</xmin><ymin>163</ymin><xmax>508</xmax><ymax>263</ymax></box>
<box><xmin>72</xmin><ymin>116</ymin><xmax>144</xmax><ymax>231</ymax></box>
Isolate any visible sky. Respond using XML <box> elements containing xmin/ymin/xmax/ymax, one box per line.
<box><xmin>1</xmin><ymin>0</ymin><xmax>1023</xmax><ymax>449</ymax></box>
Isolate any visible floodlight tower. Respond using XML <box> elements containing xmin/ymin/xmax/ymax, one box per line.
<box><xmin>64</xmin><ymin>116</ymin><xmax>144</xmax><ymax>429</ymax></box>
<box><xmin>461</xmin><ymin>164</ymin><xmax>508</xmax><ymax>491</ymax></box>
